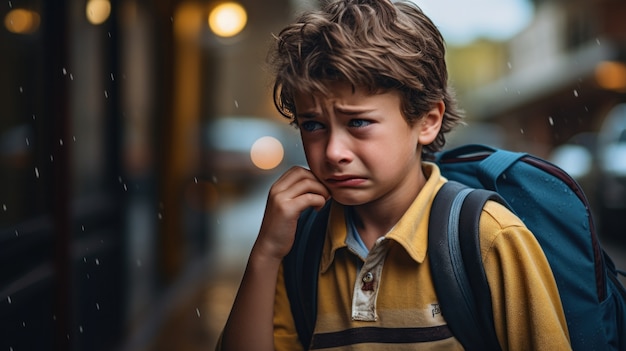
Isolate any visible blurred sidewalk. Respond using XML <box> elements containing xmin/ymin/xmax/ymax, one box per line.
<box><xmin>121</xmin><ymin>256</ymin><xmax>245</xmax><ymax>351</ymax></box>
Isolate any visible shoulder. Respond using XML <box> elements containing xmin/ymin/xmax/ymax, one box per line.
<box><xmin>480</xmin><ymin>200</ymin><xmax>525</xmax><ymax>232</ymax></box>
<box><xmin>477</xmin><ymin>200</ymin><xmax>542</xmax><ymax>264</ymax></box>
<box><xmin>477</xmin><ymin>200</ymin><xmax>556</xmax><ymax>289</ymax></box>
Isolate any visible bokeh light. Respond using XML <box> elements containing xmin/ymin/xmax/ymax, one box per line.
<box><xmin>4</xmin><ymin>9</ymin><xmax>40</xmax><ymax>34</ymax></box>
<box><xmin>208</xmin><ymin>2</ymin><xmax>247</xmax><ymax>38</ymax></box>
<box><xmin>595</xmin><ymin>61</ymin><xmax>626</xmax><ymax>92</ymax></box>
<box><xmin>86</xmin><ymin>0</ymin><xmax>111</xmax><ymax>25</ymax></box>
<box><xmin>250</xmin><ymin>136</ymin><xmax>284</xmax><ymax>170</ymax></box>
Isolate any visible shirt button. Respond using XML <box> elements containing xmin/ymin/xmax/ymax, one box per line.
<box><xmin>362</xmin><ymin>272</ymin><xmax>374</xmax><ymax>283</ymax></box>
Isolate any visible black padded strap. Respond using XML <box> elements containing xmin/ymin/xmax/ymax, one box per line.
<box><xmin>459</xmin><ymin>189</ymin><xmax>507</xmax><ymax>351</ymax></box>
<box><xmin>428</xmin><ymin>181</ymin><xmax>502</xmax><ymax>351</ymax></box>
<box><xmin>283</xmin><ymin>202</ymin><xmax>331</xmax><ymax>348</ymax></box>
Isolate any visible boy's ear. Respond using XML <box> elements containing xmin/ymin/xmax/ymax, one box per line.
<box><xmin>417</xmin><ymin>100</ymin><xmax>445</xmax><ymax>145</ymax></box>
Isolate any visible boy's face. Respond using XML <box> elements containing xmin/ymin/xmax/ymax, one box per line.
<box><xmin>293</xmin><ymin>81</ymin><xmax>427</xmax><ymax>207</ymax></box>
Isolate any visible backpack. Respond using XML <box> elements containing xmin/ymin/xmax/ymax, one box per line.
<box><xmin>283</xmin><ymin>144</ymin><xmax>626</xmax><ymax>350</ymax></box>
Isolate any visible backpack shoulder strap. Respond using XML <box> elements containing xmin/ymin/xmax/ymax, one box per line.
<box><xmin>428</xmin><ymin>181</ymin><xmax>504</xmax><ymax>351</ymax></box>
<box><xmin>283</xmin><ymin>202</ymin><xmax>331</xmax><ymax>348</ymax></box>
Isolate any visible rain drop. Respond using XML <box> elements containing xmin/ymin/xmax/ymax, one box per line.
<box><xmin>79</xmin><ymin>325</ymin><xmax>83</xmax><ymax>333</ymax></box>
<box><xmin>196</xmin><ymin>308</ymin><xmax>201</xmax><ymax>317</ymax></box>
<box><xmin>14</xmin><ymin>230</ymin><xmax>18</xmax><ymax>236</ymax></box>
<box><xmin>2</xmin><ymin>204</ymin><xmax>6</xmax><ymax>211</ymax></box>
<box><xmin>34</xmin><ymin>167</ymin><xmax>40</xmax><ymax>178</ymax></box>
<box><xmin>110</xmin><ymin>73</ymin><xmax>115</xmax><ymax>81</ymax></box>
<box><xmin>136</xmin><ymin>259</ymin><xmax>142</xmax><ymax>267</ymax></box>
<box><xmin>104</xmin><ymin>90</ymin><xmax>109</xmax><ymax>98</ymax></box>
<box><xmin>96</xmin><ymin>303</ymin><xmax>100</xmax><ymax>310</ymax></box>
<box><xmin>596</xmin><ymin>38</ymin><xmax>601</xmax><ymax>45</ymax></box>
<box><xmin>573</xmin><ymin>90</ymin><xmax>579</xmax><ymax>97</ymax></box>
<box><xmin>507</xmin><ymin>62</ymin><xmax>512</xmax><ymax>69</ymax></box>
<box><xmin>69</xmin><ymin>73</ymin><xmax>74</xmax><ymax>80</ymax></box>
<box><xmin>8</xmin><ymin>296</ymin><xmax>12</xmax><ymax>304</ymax></box>
<box><xmin>95</xmin><ymin>258</ymin><xmax>100</xmax><ymax>265</ymax></box>
<box><xmin>19</xmin><ymin>86</ymin><xmax>23</xmax><ymax>93</ymax></box>
<box><xmin>81</xmin><ymin>225</ymin><xmax>85</xmax><ymax>231</ymax></box>
<box><xmin>25</xmin><ymin>137</ymin><xmax>30</xmax><ymax>146</ymax></box>
<box><xmin>194</xmin><ymin>177</ymin><xmax>198</xmax><ymax>183</ymax></box>
<box><xmin>62</xmin><ymin>67</ymin><xmax>67</xmax><ymax>75</ymax></box>
<box><xmin>548</xmin><ymin>116</ymin><xmax>554</xmax><ymax>126</ymax></box>
<box><xmin>123</xmin><ymin>183</ymin><xmax>128</xmax><ymax>191</ymax></box>
<box><xmin>234</xmin><ymin>100</ymin><xmax>239</xmax><ymax>108</ymax></box>
<box><xmin>582</xmin><ymin>219</ymin><xmax>589</xmax><ymax>230</ymax></box>
<box><xmin>520</xmin><ymin>129</ymin><xmax>525</xmax><ymax>135</ymax></box>
<box><xmin>158</xmin><ymin>213</ymin><xmax>163</xmax><ymax>220</ymax></box>
<box><xmin>59</xmin><ymin>139</ymin><xmax>64</xmax><ymax>146</ymax></box>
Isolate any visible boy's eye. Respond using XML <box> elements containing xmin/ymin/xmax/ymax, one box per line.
<box><xmin>300</xmin><ymin>120</ymin><xmax>324</xmax><ymax>132</ymax></box>
<box><xmin>348</xmin><ymin>119</ymin><xmax>372</xmax><ymax>128</ymax></box>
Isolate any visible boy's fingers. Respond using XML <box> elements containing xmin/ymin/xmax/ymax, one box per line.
<box><xmin>269</xmin><ymin>167</ymin><xmax>330</xmax><ymax>203</ymax></box>
<box><xmin>270</xmin><ymin>166</ymin><xmax>318</xmax><ymax>191</ymax></box>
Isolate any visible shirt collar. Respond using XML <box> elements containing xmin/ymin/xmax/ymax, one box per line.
<box><xmin>320</xmin><ymin>162</ymin><xmax>446</xmax><ymax>272</ymax></box>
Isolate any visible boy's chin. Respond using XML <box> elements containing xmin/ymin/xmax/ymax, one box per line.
<box><xmin>328</xmin><ymin>193</ymin><xmax>370</xmax><ymax>207</ymax></box>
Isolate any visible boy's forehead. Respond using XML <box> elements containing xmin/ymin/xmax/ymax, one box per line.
<box><xmin>294</xmin><ymin>80</ymin><xmax>366</xmax><ymax>98</ymax></box>
<box><xmin>292</xmin><ymin>84</ymin><xmax>402</xmax><ymax>115</ymax></box>
<box><xmin>293</xmin><ymin>82</ymin><xmax>361</xmax><ymax>107</ymax></box>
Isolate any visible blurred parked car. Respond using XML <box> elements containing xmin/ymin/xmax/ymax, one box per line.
<box><xmin>550</xmin><ymin>105</ymin><xmax>626</xmax><ymax>242</ymax></box>
<box><xmin>596</xmin><ymin>104</ymin><xmax>626</xmax><ymax>240</ymax></box>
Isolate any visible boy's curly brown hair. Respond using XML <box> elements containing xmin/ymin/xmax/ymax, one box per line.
<box><xmin>268</xmin><ymin>0</ymin><xmax>464</xmax><ymax>154</ymax></box>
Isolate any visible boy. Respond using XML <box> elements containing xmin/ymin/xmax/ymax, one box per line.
<box><xmin>218</xmin><ymin>0</ymin><xmax>571</xmax><ymax>350</ymax></box>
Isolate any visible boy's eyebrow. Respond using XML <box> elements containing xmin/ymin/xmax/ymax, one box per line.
<box><xmin>334</xmin><ymin>105</ymin><xmax>374</xmax><ymax>115</ymax></box>
<box><xmin>294</xmin><ymin>105</ymin><xmax>375</xmax><ymax>119</ymax></box>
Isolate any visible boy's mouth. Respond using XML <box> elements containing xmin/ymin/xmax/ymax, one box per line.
<box><xmin>325</xmin><ymin>175</ymin><xmax>367</xmax><ymax>187</ymax></box>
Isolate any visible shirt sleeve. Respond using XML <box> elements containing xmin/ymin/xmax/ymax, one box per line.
<box><xmin>479</xmin><ymin>200</ymin><xmax>572</xmax><ymax>351</ymax></box>
<box><xmin>274</xmin><ymin>263</ymin><xmax>305</xmax><ymax>351</ymax></box>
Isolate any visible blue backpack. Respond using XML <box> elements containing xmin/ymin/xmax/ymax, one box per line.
<box><xmin>433</xmin><ymin>144</ymin><xmax>626</xmax><ymax>350</ymax></box>
<box><xmin>283</xmin><ymin>144</ymin><xmax>626</xmax><ymax>350</ymax></box>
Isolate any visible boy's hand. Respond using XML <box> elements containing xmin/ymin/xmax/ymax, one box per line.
<box><xmin>253</xmin><ymin>166</ymin><xmax>330</xmax><ymax>261</ymax></box>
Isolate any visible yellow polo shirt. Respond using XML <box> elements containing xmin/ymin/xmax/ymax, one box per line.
<box><xmin>272</xmin><ymin>163</ymin><xmax>570</xmax><ymax>350</ymax></box>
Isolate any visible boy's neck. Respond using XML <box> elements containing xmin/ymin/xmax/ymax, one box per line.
<box><xmin>349</xmin><ymin>168</ymin><xmax>427</xmax><ymax>250</ymax></box>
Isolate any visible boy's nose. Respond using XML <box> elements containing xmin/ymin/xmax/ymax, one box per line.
<box><xmin>325</xmin><ymin>130</ymin><xmax>352</xmax><ymax>165</ymax></box>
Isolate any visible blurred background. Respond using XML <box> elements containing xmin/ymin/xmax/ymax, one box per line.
<box><xmin>0</xmin><ymin>0</ymin><xmax>625</xmax><ymax>350</ymax></box>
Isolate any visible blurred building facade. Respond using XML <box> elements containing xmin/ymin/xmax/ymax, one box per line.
<box><xmin>457</xmin><ymin>0</ymin><xmax>626</xmax><ymax>153</ymax></box>
<box><xmin>0</xmin><ymin>0</ymin><xmax>299</xmax><ymax>350</ymax></box>
<box><xmin>447</xmin><ymin>0</ymin><xmax>626</xmax><ymax>239</ymax></box>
